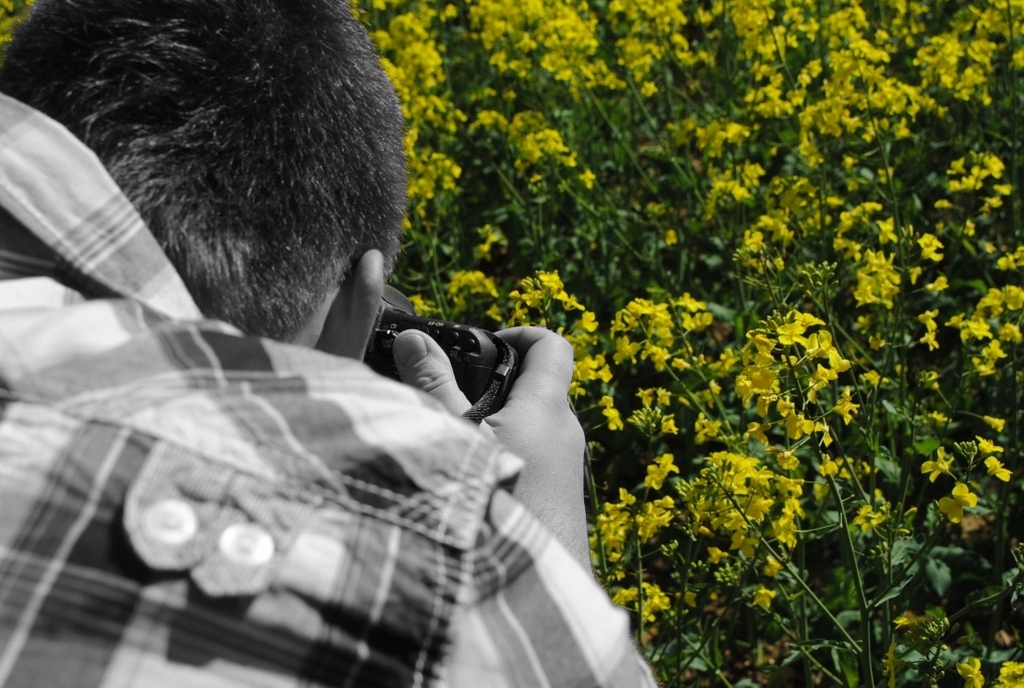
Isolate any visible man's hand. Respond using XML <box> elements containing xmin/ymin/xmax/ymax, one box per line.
<box><xmin>392</xmin><ymin>327</ymin><xmax>590</xmax><ymax>569</ymax></box>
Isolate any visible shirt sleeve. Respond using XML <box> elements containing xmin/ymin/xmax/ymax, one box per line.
<box><xmin>443</xmin><ymin>490</ymin><xmax>658</xmax><ymax>688</ymax></box>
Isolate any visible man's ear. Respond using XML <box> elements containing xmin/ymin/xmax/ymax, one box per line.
<box><xmin>313</xmin><ymin>249</ymin><xmax>386</xmax><ymax>359</ymax></box>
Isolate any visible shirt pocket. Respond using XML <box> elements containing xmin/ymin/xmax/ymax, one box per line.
<box><xmin>123</xmin><ymin>440</ymin><xmax>322</xmax><ymax>596</ymax></box>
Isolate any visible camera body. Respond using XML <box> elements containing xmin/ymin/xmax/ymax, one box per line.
<box><xmin>364</xmin><ymin>286</ymin><xmax>518</xmax><ymax>416</ymax></box>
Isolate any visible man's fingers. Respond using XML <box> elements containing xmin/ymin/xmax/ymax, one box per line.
<box><xmin>392</xmin><ymin>329</ymin><xmax>472</xmax><ymax>416</ymax></box>
<box><xmin>496</xmin><ymin>327</ymin><xmax>575</xmax><ymax>408</ymax></box>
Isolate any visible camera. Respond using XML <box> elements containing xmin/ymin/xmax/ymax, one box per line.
<box><xmin>364</xmin><ymin>285</ymin><xmax>519</xmax><ymax>419</ymax></box>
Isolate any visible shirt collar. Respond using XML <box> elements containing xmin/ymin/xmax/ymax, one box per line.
<box><xmin>0</xmin><ymin>92</ymin><xmax>202</xmax><ymax>320</ymax></box>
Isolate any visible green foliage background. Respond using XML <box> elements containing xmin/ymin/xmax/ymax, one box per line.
<box><xmin>5</xmin><ymin>0</ymin><xmax>1024</xmax><ymax>684</ymax></box>
<box><xmin>361</xmin><ymin>0</ymin><xmax>1024</xmax><ymax>685</ymax></box>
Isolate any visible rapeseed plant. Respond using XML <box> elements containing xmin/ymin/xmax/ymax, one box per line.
<box><xmin>352</xmin><ymin>0</ymin><xmax>1024</xmax><ymax>682</ymax></box>
<box><xmin>372</xmin><ymin>0</ymin><xmax>1024</xmax><ymax>682</ymax></box>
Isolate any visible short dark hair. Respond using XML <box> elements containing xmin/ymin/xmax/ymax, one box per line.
<box><xmin>0</xmin><ymin>0</ymin><xmax>406</xmax><ymax>340</ymax></box>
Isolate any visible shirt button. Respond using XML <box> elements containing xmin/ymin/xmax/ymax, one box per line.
<box><xmin>218</xmin><ymin>523</ymin><xmax>275</xmax><ymax>566</ymax></box>
<box><xmin>142</xmin><ymin>499</ymin><xmax>198</xmax><ymax>546</ymax></box>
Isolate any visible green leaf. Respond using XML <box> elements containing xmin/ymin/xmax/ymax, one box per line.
<box><xmin>931</xmin><ymin>546</ymin><xmax>992</xmax><ymax>577</ymax></box>
<box><xmin>964</xmin><ymin>585</ymin><xmax>1003</xmax><ymax>607</ymax></box>
<box><xmin>870</xmin><ymin>573</ymin><xmax>914</xmax><ymax>606</ymax></box>
<box><xmin>925</xmin><ymin>556</ymin><xmax>952</xmax><ymax>597</ymax></box>
<box><xmin>832</xmin><ymin>647</ymin><xmax>860</xmax><ymax>688</ymax></box>
<box><xmin>733</xmin><ymin>680</ymin><xmax>761</xmax><ymax>688</ymax></box>
<box><xmin>890</xmin><ymin>539</ymin><xmax>922</xmax><ymax>569</ymax></box>
<box><xmin>836</xmin><ymin>610</ymin><xmax>861</xmax><ymax>629</ymax></box>
<box><xmin>707</xmin><ymin>301</ymin><xmax>737</xmax><ymax>321</ymax></box>
<box><xmin>912</xmin><ymin>437</ymin><xmax>942</xmax><ymax>456</ymax></box>
<box><xmin>875</xmin><ymin>456</ymin><xmax>901</xmax><ymax>485</ymax></box>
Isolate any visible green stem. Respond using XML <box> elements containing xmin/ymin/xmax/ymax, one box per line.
<box><xmin>827</xmin><ymin>475</ymin><xmax>876</xmax><ymax>688</ymax></box>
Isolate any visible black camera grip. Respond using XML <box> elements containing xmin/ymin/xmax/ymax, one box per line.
<box><xmin>364</xmin><ymin>287</ymin><xmax>519</xmax><ymax>419</ymax></box>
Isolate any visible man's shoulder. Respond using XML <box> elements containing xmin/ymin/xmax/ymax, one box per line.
<box><xmin>0</xmin><ymin>296</ymin><xmax>517</xmax><ymax>535</ymax></box>
<box><xmin>0</xmin><ymin>297</ymin><xmax>533</xmax><ymax>687</ymax></box>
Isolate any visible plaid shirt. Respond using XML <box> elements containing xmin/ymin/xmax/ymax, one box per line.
<box><xmin>0</xmin><ymin>93</ymin><xmax>656</xmax><ymax>687</ymax></box>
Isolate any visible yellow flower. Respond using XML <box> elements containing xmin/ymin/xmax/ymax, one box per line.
<box><xmin>611</xmin><ymin>586</ymin><xmax>638</xmax><ymax>607</ymax></box>
<box><xmin>995</xmin><ymin>662</ymin><xmax>1024</xmax><ymax>687</ymax></box>
<box><xmin>578</xmin><ymin>311</ymin><xmax>599</xmax><ymax>333</ymax></box>
<box><xmin>884</xmin><ymin>641</ymin><xmax>904</xmax><ymax>688</ymax></box>
<box><xmin>644</xmin><ymin>453</ymin><xmax>679</xmax><ymax>490</ymax></box>
<box><xmin>833</xmin><ymin>387</ymin><xmax>860</xmax><ymax>425</ymax></box>
<box><xmin>860</xmin><ymin>370</ymin><xmax>882</xmax><ymax>387</ymax></box>
<box><xmin>918</xmin><ymin>233</ymin><xmax>944</xmax><ymax>262</ymax></box>
<box><xmin>938</xmin><ymin>482</ymin><xmax>978</xmax><ymax>524</ymax></box>
<box><xmin>998</xmin><ymin>323</ymin><xmax>1022</xmax><ymax>343</ymax></box>
<box><xmin>636</xmin><ymin>497</ymin><xmax>676</xmax><ymax>541</ymax></box>
<box><xmin>985</xmin><ymin>456</ymin><xmax>1011</xmax><ymax>482</ymax></box>
<box><xmin>917</xmin><ymin>309</ymin><xmax>940</xmax><ymax>351</ymax></box>
<box><xmin>763</xmin><ymin>556</ymin><xmax>783</xmax><ymax>577</ymax></box>
<box><xmin>475</xmin><ymin>224</ymin><xmax>507</xmax><ymax>261</ymax></box>
<box><xmin>751</xmin><ymin>585</ymin><xmax>776</xmax><ymax>610</ymax></box>
<box><xmin>973</xmin><ymin>340</ymin><xmax>1008</xmax><ymax>376</ymax></box>
<box><xmin>694</xmin><ymin>413</ymin><xmax>723</xmax><ymax>444</ymax></box>
<box><xmin>507</xmin><ymin>112</ymin><xmax>577</xmax><ymax>171</ymax></box>
<box><xmin>730</xmin><ymin>531</ymin><xmax>759</xmax><ymax>558</ymax></box>
<box><xmin>707</xmin><ymin>546</ymin><xmax>729</xmax><ymax>564</ymax></box>
<box><xmin>572</xmin><ymin>354</ymin><xmax>611</xmax><ymax>394</ymax></box>
<box><xmin>921</xmin><ymin>447</ymin><xmax>952</xmax><ymax>482</ymax></box>
<box><xmin>599</xmin><ymin>395</ymin><xmax>624</xmax><ymax>431</ymax></box>
<box><xmin>775</xmin><ymin>311</ymin><xmax>823</xmax><ymax>346</ymax></box>
<box><xmin>614</xmin><ymin>336</ymin><xmax>642</xmax><ymax>364</ymax></box>
<box><xmin>470</xmin><ymin>109</ymin><xmax>508</xmax><ymax>131</ymax></box>
<box><xmin>447</xmin><ymin>270</ymin><xmax>499</xmax><ymax>310</ymax></box>
<box><xmin>578</xmin><ymin>168</ymin><xmax>596</xmax><ymax>189</ymax></box>
<box><xmin>976</xmin><ymin>437</ymin><xmax>1004</xmax><ymax>457</ymax></box>
<box><xmin>636</xmin><ymin>388</ymin><xmax>656</xmax><ymax>408</ymax></box>
<box><xmin>854</xmin><ymin>250</ymin><xmax>901</xmax><ymax>309</ymax></box>
<box><xmin>853</xmin><ymin>503</ymin><xmax>887</xmax><ymax>532</ymax></box>
<box><xmin>956</xmin><ymin>656</ymin><xmax>984</xmax><ymax>688</ymax></box>
<box><xmin>639</xmin><ymin>582</ymin><xmax>672</xmax><ymax>623</ymax></box>
<box><xmin>660</xmin><ymin>414</ymin><xmax>680</xmax><ymax>436</ymax></box>
<box><xmin>785</xmin><ymin>412</ymin><xmax>814</xmax><ymax>440</ymax></box>
<box><xmin>893</xmin><ymin>614</ymin><xmax>914</xmax><ymax>631</ymax></box>
<box><xmin>768</xmin><ymin>447</ymin><xmax>796</xmax><ymax>472</ymax></box>
<box><xmin>983</xmin><ymin>416</ymin><xmax>1006</xmax><ymax>432</ymax></box>
<box><xmin>877</xmin><ymin>217</ymin><xmax>898</xmax><ymax>244</ymax></box>
<box><xmin>746</xmin><ymin>421</ymin><xmax>771</xmax><ymax>445</ymax></box>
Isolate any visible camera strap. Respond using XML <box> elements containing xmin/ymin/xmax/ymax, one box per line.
<box><xmin>461</xmin><ymin>336</ymin><xmax>517</xmax><ymax>423</ymax></box>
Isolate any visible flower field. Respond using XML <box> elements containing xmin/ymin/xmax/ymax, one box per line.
<box><xmin>360</xmin><ymin>0</ymin><xmax>1024</xmax><ymax>684</ymax></box>
<box><xmin>5</xmin><ymin>0</ymin><xmax>1024</xmax><ymax>684</ymax></box>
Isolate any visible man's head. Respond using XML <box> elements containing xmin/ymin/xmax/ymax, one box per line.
<box><xmin>0</xmin><ymin>0</ymin><xmax>407</xmax><ymax>342</ymax></box>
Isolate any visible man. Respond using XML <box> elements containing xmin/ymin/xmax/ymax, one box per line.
<box><xmin>0</xmin><ymin>0</ymin><xmax>656</xmax><ymax>686</ymax></box>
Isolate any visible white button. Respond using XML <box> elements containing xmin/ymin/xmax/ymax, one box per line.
<box><xmin>142</xmin><ymin>499</ymin><xmax>198</xmax><ymax>546</ymax></box>
<box><xmin>218</xmin><ymin>523</ymin><xmax>275</xmax><ymax>566</ymax></box>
